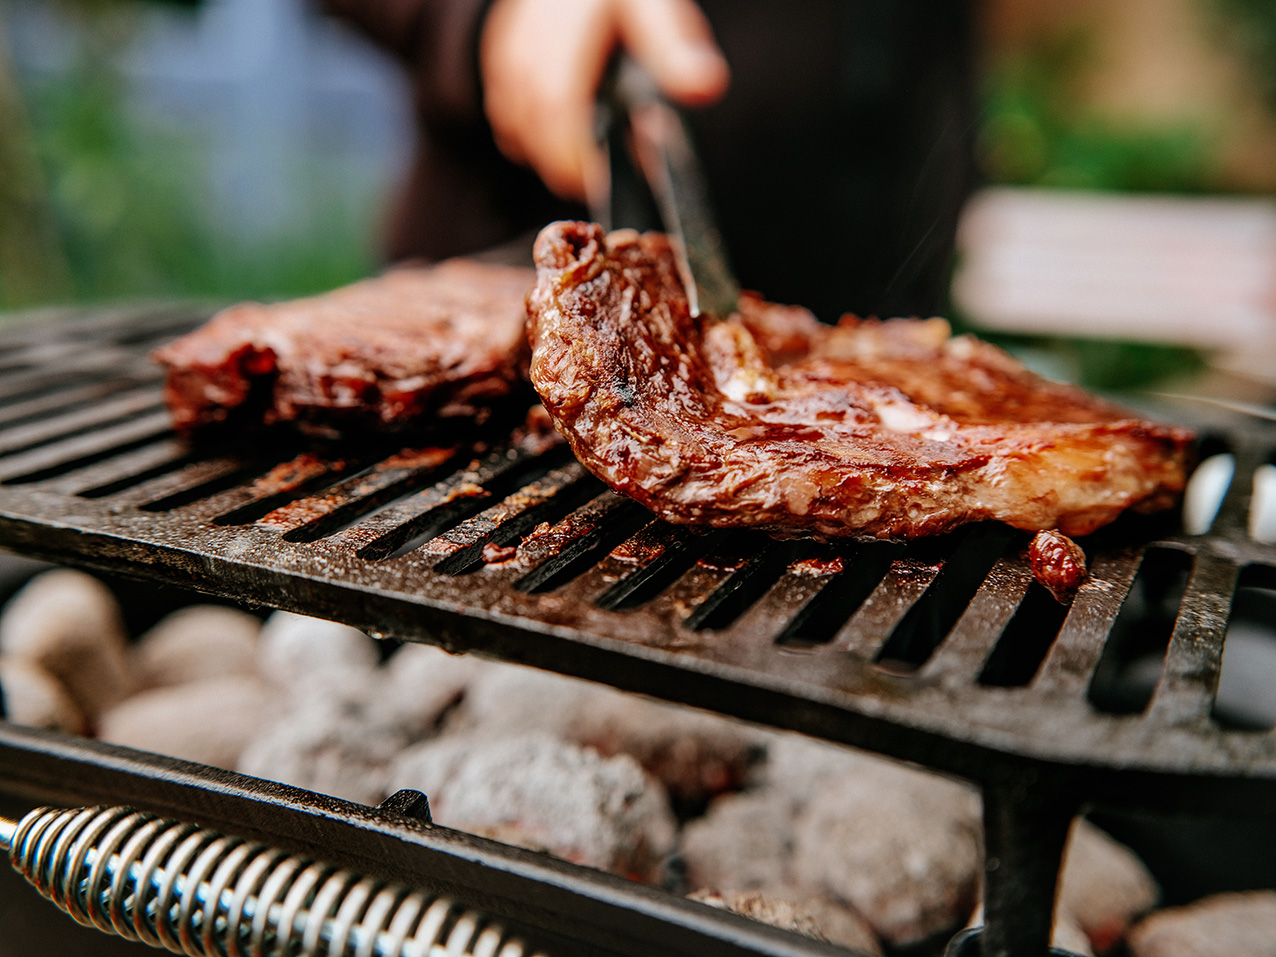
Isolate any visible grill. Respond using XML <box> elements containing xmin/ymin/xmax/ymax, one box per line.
<box><xmin>0</xmin><ymin>303</ymin><xmax>1274</xmax><ymax>956</ymax></box>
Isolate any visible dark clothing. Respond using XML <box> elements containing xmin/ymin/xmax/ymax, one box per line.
<box><xmin>319</xmin><ymin>0</ymin><xmax>978</xmax><ymax>320</ymax></box>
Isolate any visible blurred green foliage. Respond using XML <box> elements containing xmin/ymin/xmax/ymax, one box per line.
<box><xmin>977</xmin><ymin>331</ymin><xmax>1207</xmax><ymax>392</ymax></box>
<box><xmin>1064</xmin><ymin>337</ymin><xmax>1205</xmax><ymax>391</ymax></box>
<box><xmin>28</xmin><ymin>65</ymin><xmax>377</xmax><ymax>303</ymax></box>
<box><xmin>1211</xmin><ymin>0</ymin><xmax>1276</xmax><ymax>113</ymax></box>
<box><xmin>978</xmin><ymin>29</ymin><xmax>1218</xmax><ymax>194</ymax></box>
<box><xmin>970</xmin><ymin>26</ymin><xmax>1227</xmax><ymax>391</ymax></box>
<box><xmin>1</xmin><ymin>6</ymin><xmax>378</xmax><ymax>314</ymax></box>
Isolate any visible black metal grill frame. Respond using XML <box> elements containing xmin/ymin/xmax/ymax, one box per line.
<box><xmin>0</xmin><ymin>303</ymin><xmax>1273</xmax><ymax>956</ymax></box>
<box><xmin>0</xmin><ymin>722</ymin><xmax>845</xmax><ymax>957</ymax></box>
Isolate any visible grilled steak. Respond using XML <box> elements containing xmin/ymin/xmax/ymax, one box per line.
<box><xmin>527</xmin><ymin>222</ymin><xmax>1193</xmax><ymax>541</ymax></box>
<box><xmin>154</xmin><ymin>260</ymin><xmax>534</xmax><ymax>437</ymax></box>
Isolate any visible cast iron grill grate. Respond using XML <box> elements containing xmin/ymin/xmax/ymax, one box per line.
<box><xmin>0</xmin><ymin>303</ymin><xmax>1274</xmax><ymax>956</ymax></box>
<box><xmin>0</xmin><ymin>305</ymin><xmax>1268</xmax><ymax>780</ymax></box>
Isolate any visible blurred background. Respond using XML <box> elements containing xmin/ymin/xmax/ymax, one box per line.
<box><xmin>963</xmin><ymin>0</ymin><xmax>1276</xmax><ymax>391</ymax></box>
<box><xmin>0</xmin><ymin>0</ymin><xmax>1274</xmax><ymax>389</ymax></box>
<box><xmin>0</xmin><ymin>0</ymin><xmax>411</xmax><ymax>309</ymax></box>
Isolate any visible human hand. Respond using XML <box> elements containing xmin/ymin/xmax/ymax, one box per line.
<box><xmin>480</xmin><ymin>0</ymin><xmax>729</xmax><ymax>203</ymax></box>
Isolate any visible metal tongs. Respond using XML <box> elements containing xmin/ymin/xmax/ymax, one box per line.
<box><xmin>594</xmin><ymin>57</ymin><xmax>740</xmax><ymax>320</ymax></box>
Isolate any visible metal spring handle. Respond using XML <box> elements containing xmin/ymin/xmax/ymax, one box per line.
<box><xmin>0</xmin><ymin>805</ymin><xmax>544</xmax><ymax>957</ymax></box>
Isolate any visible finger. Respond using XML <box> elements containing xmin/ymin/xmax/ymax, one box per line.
<box><xmin>481</xmin><ymin>0</ymin><xmax>613</xmax><ymax>200</ymax></box>
<box><xmin>520</xmin><ymin>86</ymin><xmax>602</xmax><ymax>201</ymax></box>
<box><xmin>617</xmin><ymin>0</ymin><xmax>729</xmax><ymax>106</ymax></box>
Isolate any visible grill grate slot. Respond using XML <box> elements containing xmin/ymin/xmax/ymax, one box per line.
<box><xmin>0</xmin><ymin>365</ymin><xmax>151</xmax><ymax>409</ymax></box>
<box><xmin>514</xmin><ymin>494</ymin><xmax>654</xmax><ymax>593</ymax></box>
<box><xmin>0</xmin><ymin>375</ymin><xmax>158</xmax><ymax>431</ymax></box>
<box><xmin>0</xmin><ymin>391</ymin><xmax>166</xmax><ymax>461</ymax></box>
<box><xmin>1210</xmin><ymin>438</ymin><xmax>1270</xmax><ymax>538</ymax></box>
<box><xmin>872</xmin><ymin>524</ymin><xmax>1018</xmax><ymax>673</ymax></box>
<box><xmin>0</xmin><ymin>354</ymin><xmax>155</xmax><ymax>404</ymax></box>
<box><xmin>592</xmin><ymin>524</ymin><xmax>711</xmax><ymax>611</ymax></box>
<box><xmin>0</xmin><ymin>359</ymin><xmax>41</xmax><ymax>378</ymax></box>
<box><xmin>915</xmin><ymin>555</ymin><xmax>1036</xmax><ymax>686</ymax></box>
<box><xmin>76</xmin><ymin>444</ymin><xmax>213</xmax><ymax>499</ymax></box>
<box><xmin>1146</xmin><ymin>552</ymin><xmax>1240</xmax><ymax>726</ymax></box>
<box><xmin>0</xmin><ymin>341</ymin><xmax>91</xmax><ymax>376</ymax></box>
<box><xmin>776</xmin><ymin>541</ymin><xmax>901</xmax><ymax>648</ymax></box>
<box><xmin>0</xmin><ymin>412</ymin><xmax>174</xmax><ymax>485</ymax></box>
<box><xmin>1087</xmin><ymin>547</ymin><xmax>1193</xmax><ymax>716</ymax></box>
<box><xmin>683</xmin><ymin>537</ymin><xmax>808</xmax><ymax>631</ymax></box>
<box><xmin>212</xmin><ymin>454</ymin><xmax>373</xmax><ymax>527</ymax></box>
<box><xmin>708</xmin><ymin>543</ymin><xmax>847</xmax><ymax>652</ymax></box>
<box><xmin>347</xmin><ymin>446</ymin><xmax>575</xmax><ymax>561</ymax></box>
<box><xmin>0</xmin><ymin>373</ymin><xmax>104</xmax><ymax>408</ymax></box>
<box><xmin>1183</xmin><ymin>450</ymin><xmax>1234</xmax><ymax>536</ymax></box>
<box><xmin>138</xmin><ymin>444</ymin><xmax>307</xmax><ymax>513</ymax></box>
<box><xmin>1253</xmin><ymin>456</ymin><xmax>1276</xmax><ymax>543</ymax></box>
<box><xmin>637</xmin><ymin>533</ymin><xmax>761</xmax><ymax>627</ymax></box>
<box><xmin>9</xmin><ymin>348</ymin><xmax>129</xmax><ymax>377</ymax></box>
<box><xmin>976</xmin><ymin>578</ymin><xmax>1071</xmax><ymax>688</ymax></box>
<box><xmin>113</xmin><ymin>319</ymin><xmax>206</xmax><ymax>347</ymax></box>
<box><xmin>829</xmin><ymin>555</ymin><xmax>943</xmax><ymax>659</ymax></box>
<box><xmin>272</xmin><ymin>446</ymin><xmax>466</xmax><ymax>543</ymax></box>
<box><xmin>1237</xmin><ymin>562</ymin><xmax>1276</xmax><ymax>590</ymax></box>
<box><xmin>1213</xmin><ymin>567</ymin><xmax>1276</xmax><ymax>730</ymax></box>
<box><xmin>432</xmin><ymin>466</ymin><xmax>606</xmax><ymax>575</ymax></box>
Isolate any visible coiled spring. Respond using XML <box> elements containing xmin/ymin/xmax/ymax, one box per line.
<box><xmin>4</xmin><ymin>805</ymin><xmax>545</xmax><ymax>957</ymax></box>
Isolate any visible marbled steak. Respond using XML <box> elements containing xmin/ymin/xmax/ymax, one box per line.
<box><xmin>527</xmin><ymin>221</ymin><xmax>1192</xmax><ymax>543</ymax></box>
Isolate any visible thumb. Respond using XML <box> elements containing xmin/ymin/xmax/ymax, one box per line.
<box><xmin>617</xmin><ymin>0</ymin><xmax>729</xmax><ymax>106</ymax></box>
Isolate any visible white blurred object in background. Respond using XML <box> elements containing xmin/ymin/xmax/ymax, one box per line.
<box><xmin>1181</xmin><ymin>454</ymin><xmax>1276</xmax><ymax>542</ymax></box>
<box><xmin>954</xmin><ymin>187</ymin><xmax>1276</xmax><ymax>382</ymax></box>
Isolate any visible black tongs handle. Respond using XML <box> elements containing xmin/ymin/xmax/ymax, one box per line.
<box><xmin>596</xmin><ymin>57</ymin><xmax>740</xmax><ymax>319</ymax></box>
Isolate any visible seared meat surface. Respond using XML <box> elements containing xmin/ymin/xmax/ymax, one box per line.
<box><xmin>527</xmin><ymin>222</ymin><xmax>1192</xmax><ymax>540</ymax></box>
<box><xmin>154</xmin><ymin>260</ymin><xmax>534</xmax><ymax>437</ymax></box>
<box><xmin>1030</xmin><ymin>529</ymin><xmax>1090</xmax><ymax>603</ymax></box>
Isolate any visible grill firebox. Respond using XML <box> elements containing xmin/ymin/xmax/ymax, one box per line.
<box><xmin>0</xmin><ymin>303</ymin><xmax>1274</xmax><ymax>956</ymax></box>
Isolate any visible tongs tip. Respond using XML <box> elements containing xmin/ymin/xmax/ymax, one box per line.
<box><xmin>597</xmin><ymin>56</ymin><xmax>740</xmax><ymax>320</ymax></box>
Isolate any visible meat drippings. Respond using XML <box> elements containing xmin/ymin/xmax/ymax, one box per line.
<box><xmin>1029</xmin><ymin>530</ymin><xmax>1089</xmax><ymax>603</ymax></box>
